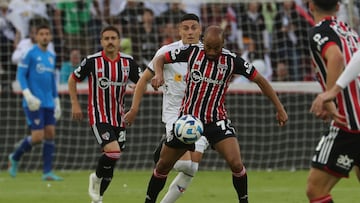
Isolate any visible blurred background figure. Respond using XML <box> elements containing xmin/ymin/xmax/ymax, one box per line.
<box><xmin>59</xmin><ymin>48</ymin><xmax>81</xmax><ymax>84</ymax></box>
<box><xmin>6</xmin><ymin>0</ymin><xmax>49</xmax><ymax>46</ymax></box>
<box><xmin>0</xmin><ymin>0</ymin><xmax>15</xmax><ymax>92</ymax></box>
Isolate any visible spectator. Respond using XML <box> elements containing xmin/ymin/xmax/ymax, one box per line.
<box><xmin>131</xmin><ymin>8</ymin><xmax>160</xmax><ymax>70</ymax></box>
<box><xmin>119</xmin><ymin>1</ymin><xmax>144</xmax><ymax>37</ymax></box>
<box><xmin>54</xmin><ymin>0</ymin><xmax>98</xmax><ymax>57</ymax></box>
<box><xmin>156</xmin><ymin>3</ymin><xmax>187</xmax><ymax>27</ymax></box>
<box><xmin>91</xmin><ymin>0</ymin><xmax>126</xmax><ymax>25</ymax></box>
<box><xmin>6</xmin><ymin>0</ymin><xmax>49</xmax><ymax>46</ymax></box>
<box><xmin>0</xmin><ymin>0</ymin><xmax>16</xmax><ymax>92</ymax></box>
<box><xmin>59</xmin><ymin>48</ymin><xmax>81</xmax><ymax>84</ymax></box>
<box><xmin>272</xmin><ymin>0</ymin><xmax>311</xmax><ymax>81</ymax></box>
<box><xmin>238</xmin><ymin>2</ymin><xmax>270</xmax><ymax>57</ymax></box>
<box><xmin>232</xmin><ymin>39</ymin><xmax>272</xmax><ymax>83</ymax></box>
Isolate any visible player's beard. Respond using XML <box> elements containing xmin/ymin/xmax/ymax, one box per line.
<box><xmin>39</xmin><ymin>41</ymin><xmax>49</xmax><ymax>50</ymax></box>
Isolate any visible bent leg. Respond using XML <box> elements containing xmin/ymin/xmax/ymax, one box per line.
<box><xmin>306</xmin><ymin>168</ymin><xmax>339</xmax><ymax>202</ymax></box>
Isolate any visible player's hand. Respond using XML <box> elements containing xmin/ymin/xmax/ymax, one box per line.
<box><xmin>23</xmin><ymin>88</ymin><xmax>41</xmax><ymax>111</ymax></box>
<box><xmin>310</xmin><ymin>98</ymin><xmax>347</xmax><ymax>126</ymax></box>
<box><xmin>151</xmin><ymin>74</ymin><xmax>164</xmax><ymax>91</ymax></box>
<box><xmin>71</xmin><ymin>102</ymin><xmax>83</xmax><ymax>121</ymax></box>
<box><xmin>310</xmin><ymin>93</ymin><xmax>327</xmax><ymax>117</ymax></box>
<box><xmin>124</xmin><ymin>107</ymin><xmax>138</xmax><ymax>126</ymax></box>
<box><xmin>276</xmin><ymin>107</ymin><xmax>288</xmax><ymax>127</ymax></box>
<box><xmin>54</xmin><ymin>97</ymin><xmax>61</xmax><ymax>120</ymax></box>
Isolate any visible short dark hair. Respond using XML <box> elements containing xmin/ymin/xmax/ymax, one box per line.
<box><xmin>101</xmin><ymin>25</ymin><xmax>120</xmax><ymax>38</ymax></box>
<box><xmin>180</xmin><ymin>13</ymin><xmax>200</xmax><ymax>23</ymax></box>
<box><xmin>312</xmin><ymin>0</ymin><xmax>339</xmax><ymax>11</ymax></box>
<box><xmin>36</xmin><ymin>24</ymin><xmax>51</xmax><ymax>33</ymax></box>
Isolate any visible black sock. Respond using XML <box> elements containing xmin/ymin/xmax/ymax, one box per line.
<box><xmin>145</xmin><ymin>171</ymin><xmax>167</xmax><ymax>203</ymax></box>
<box><xmin>233</xmin><ymin>173</ymin><xmax>248</xmax><ymax>203</ymax></box>
<box><xmin>96</xmin><ymin>154</ymin><xmax>117</xmax><ymax>196</ymax></box>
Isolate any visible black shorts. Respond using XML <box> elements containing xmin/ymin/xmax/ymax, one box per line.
<box><xmin>165</xmin><ymin>119</ymin><xmax>236</xmax><ymax>150</ymax></box>
<box><xmin>311</xmin><ymin>126</ymin><xmax>360</xmax><ymax>177</ymax></box>
<box><xmin>91</xmin><ymin>123</ymin><xmax>126</xmax><ymax>150</ymax></box>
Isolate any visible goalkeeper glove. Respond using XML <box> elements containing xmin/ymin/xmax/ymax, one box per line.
<box><xmin>22</xmin><ymin>88</ymin><xmax>41</xmax><ymax>111</ymax></box>
<box><xmin>54</xmin><ymin>97</ymin><xmax>61</xmax><ymax>120</ymax></box>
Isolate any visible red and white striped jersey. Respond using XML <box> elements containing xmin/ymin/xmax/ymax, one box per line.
<box><xmin>164</xmin><ymin>44</ymin><xmax>257</xmax><ymax>124</ymax></box>
<box><xmin>309</xmin><ymin>16</ymin><xmax>360</xmax><ymax>132</ymax></box>
<box><xmin>71</xmin><ymin>51</ymin><xmax>140</xmax><ymax>127</ymax></box>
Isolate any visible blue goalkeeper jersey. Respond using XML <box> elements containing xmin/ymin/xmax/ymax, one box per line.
<box><xmin>17</xmin><ymin>45</ymin><xmax>58</xmax><ymax>108</ymax></box>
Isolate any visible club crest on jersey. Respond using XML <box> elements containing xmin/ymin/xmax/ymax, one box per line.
<box><xmin>217</xmin><ymin>63</ymin><xmax>228</xmax><ymax>73</ymax></box>
<box><xmin>48</xmin><ymin>57</ymin><xmax>54</xmax><ymax>65</ymax></box>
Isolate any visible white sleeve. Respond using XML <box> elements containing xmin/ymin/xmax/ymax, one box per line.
<box><xmin>11</xmin><ymin>41</ymin><xmax>26</xmax><ymax>64</ymax></box>
<box><xmin>336</xmin><ymin>50</ymin><xmax>360</xmax><ymax>88</ymax></box>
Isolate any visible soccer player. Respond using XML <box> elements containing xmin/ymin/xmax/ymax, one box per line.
<box><xmin>310</xmin><ymin>49</ymin><xmax>360</xmax><ymax>117</ymax></box>
<box><xmin>145</xmin><ymin>25</ymin><xmax>288</xmax><ymax>203</ymax></box>
<box><xmin>68</xmin><ymin>25</ymin><xmax>140</xmax><ymax>203</ymax></box>
<box><xmin>8</xmin><ymin>24</ymin><xmax>62</xmax><ymax>181</ymax></box>
<box><xmin>125</xmin><ymin>13</ymin><xmax>209</xmax><ymax>202</ymax></box>
<box><xmin>306</xmin><ymin>0</ymin><xmax>360</xmax><ymax>202</ymax></box>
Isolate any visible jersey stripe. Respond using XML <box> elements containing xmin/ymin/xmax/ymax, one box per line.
<box><xmin>178</xmin><ymin>46</ymin><xmax>255</xmax><ymax>124</ymax></box>
<box><xmin>310</xmin><ymin>17</ymin><xmax>360</xmax><ymax>132</ymax></box>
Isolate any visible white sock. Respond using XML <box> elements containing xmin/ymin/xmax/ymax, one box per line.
<box><xmin>160</xmin><ymin>172</ymin><xmax>193</xmax><ymax>203</ymax></box>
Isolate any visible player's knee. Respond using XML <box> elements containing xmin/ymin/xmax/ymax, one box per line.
<box><xmin>305</xmin><ymin>180</ymin><xmax>323</xmax><ymax>199</ymax></box>
<box><xmin>104</xmin><ymin>151</ymin><xmax>121</xmax><ymax>160</ymax></box>
<box><xmin>174</xmin><ymin>160</ymin><xmax>198</xmax><ymax>177</ymax></box>
<box><xmin>174</xmin><ymin>160</ymin><xmax>192</xmax><ymax>173</ymax></box>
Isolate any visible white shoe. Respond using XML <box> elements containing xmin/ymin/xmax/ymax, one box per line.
<box><xmin>89</xmin><ymin>172</ymin><xmax>102</xmax><ymax>202</ymax></box>
<box><xmin>91</xmin><ymin>197</ymin><xmax>103</xmax><ymax>203</ymax></box>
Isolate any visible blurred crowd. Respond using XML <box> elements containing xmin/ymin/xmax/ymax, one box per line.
<box><xmin>1</xmin><ymin>0</ymin><xmax>360</xmax><ymax>92</ymax></box>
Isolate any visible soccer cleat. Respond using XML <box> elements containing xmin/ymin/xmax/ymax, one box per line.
<box><xmin>91</xmin><ymin>195</ymin><xmax>103</xmax><ymax>203</ymax></box>
<box><xmin>42</xmin><ymin>172</ymin><xmax>64</xmax><ymax>181</ymax></box>
<box><xmin>8</xmin><ymin>154</ymin><xmax>18</xmax><ymax>177</ymax></box>
<box><xmin>89</xmin><ymin>172</ymin><xmax>102</xmax><ymax>202</ymax></box>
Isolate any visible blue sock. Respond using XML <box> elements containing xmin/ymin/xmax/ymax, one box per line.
<box><xmin>43</xmin><ymin>140</ymin><xmax>55</xmax><ymax>174</ymax></box>
<box><xmin>13</xmin><ymin>136</ymin><xmax>32</xmax><ymax>161</ymax></box>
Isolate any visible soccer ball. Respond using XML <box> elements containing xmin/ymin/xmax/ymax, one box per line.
<box><xmin>174</xmin><ymin>114</ymin><xmax>204</xmax><ymax>144</ymax></box>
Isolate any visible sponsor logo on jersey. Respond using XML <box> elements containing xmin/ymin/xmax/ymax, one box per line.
<box><xmin>174</xmin><ymin>73</ymin><xmax>182</xmax><ymax>82</ymax></box>
<box><xmin>313</xmin><ymin>33</ymin><xmax>329</xmax><ymax>52</ymax></box>
<box><xmin>336</xmin><ymin>154</ymin><xmax>353</xmax><ymax>170</ymax></box>
<box><xmin>36</xmin><ymin>64</ymin><xmax>54</xmax><ymax>73</ymax></box>
<box><xmin>98</xmin><ymin>77</ymin><xmax>126</xmax><ymax>89</ymax></box>
<box><xmin>191</xmin><ymin>69</ymin><xmax>224</xmax><ymax>85</ymax></box>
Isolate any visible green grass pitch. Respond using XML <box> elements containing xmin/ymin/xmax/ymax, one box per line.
<box><xmin>0</xmin><ymin>170</ymin><xmax>358</xmax><ymax>202</ymax></box>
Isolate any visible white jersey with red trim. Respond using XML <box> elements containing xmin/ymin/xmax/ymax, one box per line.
<box><xmin>148</xmin><ymin>40</ymin><xmax>200</xmax><ymax>124</ymax></box>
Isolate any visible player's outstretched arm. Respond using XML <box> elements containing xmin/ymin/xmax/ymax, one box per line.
<box><xmin>252</xmin><ymin>73</ymin><xmax>288</xmax><ymax>126</ymax></box>
<box><xmin>150</xmin><ymin>54</ymin><xmax>166</xmax><ymax>91</ymax></box>
<box><xmin>68</xmin><ymin>75</ymin><xmax>83</xmax><ymax>121</ymax></box>
<box><xmin>125</xmin><ymin>69</ymin><xmax>154</xmax><ymax>126</ymax></box>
